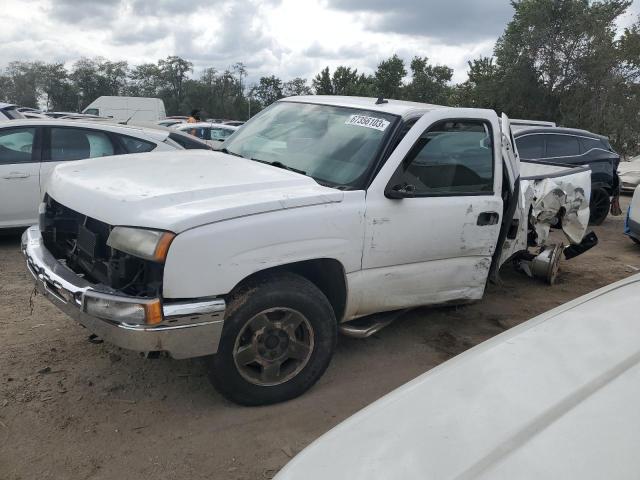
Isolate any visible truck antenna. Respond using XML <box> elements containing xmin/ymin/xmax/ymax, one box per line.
<box><xmin>375</xmin><ymin>96</ymin><xmax>388</xmax><ymax>105</ymax></box>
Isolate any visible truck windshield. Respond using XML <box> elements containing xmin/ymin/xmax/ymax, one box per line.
<box><xmin>223</xmin><ymin>101</ymin><xmax>398</xmax><ymax>188</ymax></box>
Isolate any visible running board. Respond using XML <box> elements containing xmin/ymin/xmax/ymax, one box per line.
<box><xmin>339</xmin><ymin>309</ymin><xmax>408</xmax><ymax>339</ymax></box>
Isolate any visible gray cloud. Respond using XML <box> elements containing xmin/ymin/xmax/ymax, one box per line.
<box><xmin>327</xmin><ymin>0</ymin><xmax>514</xmax><ymax>43</ymax></box>
<box><xmin>303</xmin><ymin>42</ymin><xmax>375</xmax><ymax>60</ymax></box>
<box><xmin>128</xmin><ymin>0</ymin><xmax>208</xmax><ymax>16</ymax></box>
<box><xmin>48</xmin><ymin>0</ymin><xmax>122</xmax><ymax>24</ymax></box>
<box><xmin>111</xmin><ymin>22</ymin><xmax>172</xmax><ymax>45</ymax></box>
<box><xmin>4</xmin><ymin>0</ymin><xmax>519</xmax><ymax>85</ymax></box>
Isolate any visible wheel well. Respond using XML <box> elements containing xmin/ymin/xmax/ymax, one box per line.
<box><xmin>232</xmin><ymin>259</ymin><xmax>348</xmax><ymax>322</ymax></box>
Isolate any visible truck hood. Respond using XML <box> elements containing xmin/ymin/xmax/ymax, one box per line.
<box><xmin>46</xmin><ymin>150</ymin><xmax>344</xmax><ymax>232</ymax></box>
<box><xmin>275</xmin><ymin>274</ymin><xmax>640</xmax><ymax>480</ymax></box>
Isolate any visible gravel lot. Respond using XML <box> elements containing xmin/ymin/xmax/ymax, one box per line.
<box><xmin>1</xmin><ymin>195</ymin><xmax>638</xmax><ymax>480</ymax></box>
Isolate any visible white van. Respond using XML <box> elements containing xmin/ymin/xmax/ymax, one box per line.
<box><xmin>82</xmin><ymin>96</ymin><xmax>166</xmax><ymax>122</ymax></box>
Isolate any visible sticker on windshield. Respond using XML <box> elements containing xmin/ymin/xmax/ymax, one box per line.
<box><xmin>344</xmin><ymin>114</ymin><xmax>390</xmax><ymax>132</ymax></box>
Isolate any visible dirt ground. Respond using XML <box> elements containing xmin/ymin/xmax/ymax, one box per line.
<box><xmin>1</xmin><ymin>195</ymin><xmax>638</xmax><ymax>480</ymax></box>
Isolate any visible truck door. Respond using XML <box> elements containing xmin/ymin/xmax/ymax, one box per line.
<box><xmin>356</xmin><ymin>112</ymin><xmax>503</xmax><ymax>317</ymax></box>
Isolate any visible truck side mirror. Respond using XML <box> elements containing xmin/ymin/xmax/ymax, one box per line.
<box><xmin>385</xmin><ymin>183</ymin><xmax>416</xmax><ymax>199</ymax></box>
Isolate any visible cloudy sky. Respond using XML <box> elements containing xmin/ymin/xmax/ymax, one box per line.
<box><xmin>2</xmin><ymin>0</ymin><xmax>639</xmax><ymax>85</ymax></box>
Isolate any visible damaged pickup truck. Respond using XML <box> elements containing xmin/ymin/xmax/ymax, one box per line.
<box><xmin>23</xmin><ymin>96</ymin><xmax>594</xmax><ymax>405</ymax></box>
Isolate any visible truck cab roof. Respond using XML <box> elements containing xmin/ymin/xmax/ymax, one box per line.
<box><xmin>283</xmin><ymin>95</ymin><xmax>497</xmax><ymax>120</ymax></box>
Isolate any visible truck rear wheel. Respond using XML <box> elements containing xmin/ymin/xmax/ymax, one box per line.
<box><xmin>207</xmin><ymin>272</ymin><xmax>337</xmax><ymax>406</ymax></box>
<box><xmin>589</xmin><ymin>187</ymin><xmax>610</xmax><ymax>225</ymax></box>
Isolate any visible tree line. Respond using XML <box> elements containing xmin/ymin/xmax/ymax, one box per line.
<box><xmin>1</xmin><ymin>0</ymin><xmax>639</xmax><ymax>153</ymax></box>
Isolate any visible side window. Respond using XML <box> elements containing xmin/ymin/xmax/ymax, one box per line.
<box><xmin>210</xmin><ymin>128</ymin><xmax>231</xmax><ymax>141</ymax></box>
<box><xmin>580</xmin><ymin>137</ymin><xmax>607</xmax><ymax>154</ymax></box>
<box><xmin>119</xmin><ymin>135</ymin><xmax>157</xmax><ymax>153</ymax></box>
<box><xmin>50</xmin><ymin>128</ymin><xmax>115</xmax><ymax>161</ymax></box>
<box><xmin>515</xmin><ymin>135</ymin><xmax>544</xmax><ymax>159</ymax></box>
<box><xmin>0</xmin><ymin>127</ymin><xmax>36</xmax><ymax>164</ymax></box>
<box><xmin>167</xmin><ymin>132</ymin><xmax>211</xmax><ymax>150</ymax></box>
<box><xmin>189</xmin><ymin>127</ymin><xmax>209</xmax><ymax>140</ymax></box>
<box><xmin>545</xmin><ymin>135</ymin><xmax>580</xmax><ymax>158</ymax></box>
<box><xmin>84</xmin><ymin>108</ymin><xmax>99</xmax><ymax>116</ymax></box>
<box><xmin>392</xmin><ymin>119</ymin><xmax>494</xmax><ymax>195</ymax></box>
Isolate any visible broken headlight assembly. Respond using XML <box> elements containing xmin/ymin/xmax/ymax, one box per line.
<box><xmin>107</xmin><ymin>227</ymin><xmax>175</xmax><ymax>263</ymax></box>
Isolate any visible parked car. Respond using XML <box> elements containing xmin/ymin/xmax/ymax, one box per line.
<box><xmin>274</xmin><ymin>273</ymin><xmax>640</xmax><ymax>480</ymax></box>
<box><xmin>82</xmin><ymin>96</ymin><xmax>166</xmax><ymax>122</ymax></box>
<box><xmin>625</xmin><ymin>185</ymin><xmax>640</xmax><ymax>245</ymax></box>
<box><xmin>175</xmin><ymin>122</ymin><xmax>238</xmax><ymax>149</ymax></box>
<box><xmin>22</xmin><ymin>96</ymin><xmax>594</xmax><ymax>405</ymax></box>
<box><xmin>0</xmin><ymin>103</ymin><xmax>26</xmax><ymax>120</ymax></box>
<box><xmin>22</xmin><ymin>112</ymin><xmax>49</xmax><ymax>119</ymax></box>
<box><xmin>223</xmin><ymin>120</ymin><xmax>245</xmax><ymax>127</ymax></box>
<box><xmin>43</xmin><ymin>111</ymin><xmax>79</xmax><ymax>118</ymax></box>
<box><xmin>514</xmin><ymin>126</ymin><xmax>620</xmax><ymax>225</ymax></box>
<box><xmin>510</xmin><ymin>118</ymin><xmax>556</xmax><ymax>131</ymax></box>
<box><xmin>618</xmin><ymin>155</ymin><xmax>640</xmax><ymax>192</ymax></box>
<box><xmin>0</xmin><ymin>120</ymin><xmax>206</xmax><ymax>229</ymax></box>
<box><xmin>16</xmin><ymin>107</ymin><xmax>42</xmax><ymax>114</ymax></box>
<box><xmin>156</xmin><ymin>119</ymin><xmax>186</xmax><ymax>128</ymax></box>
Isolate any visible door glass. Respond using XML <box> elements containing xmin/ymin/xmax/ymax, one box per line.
<box><xmin>210</xmin><ymin>128</ymin><xmax>232</xmax><ymax>140</ymax></box>
<box><xmin>545</xmin><ymin>135</ymin><xmax>580</xmax><ymax>157</ymax></box>
<box><xmin>515</xmin><ymin>135</ymin><xmax>544</xmax><ymax>159</ymax></box>
<box><xmin>394</xmin><ymin>120</ymin><xmax>494</xmax><ymax>195</ymax></box>
<box><xmin>50</xmin><ymin>128</ymin><xmax>115</xmax><ymax>161</ymax></box>
<box><xmin>580</xmin><ymin>137</ymin><xmax>607</xmax><ymax>153</ymax></box>
<box><xmin>119</xmin><ymin>135</ymin><xmax>156</xmax><ymax>153</ymax></box>
<box><xmin>0</xmin><ymin>127</ymin><xmax>36</xmax><ymax>164</ymax></box>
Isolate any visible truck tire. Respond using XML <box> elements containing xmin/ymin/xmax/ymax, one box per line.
<box><xmin>589</xmin><ymin>187</ymin><xmax>610</xmax><ymax>225</ymax></box>
<box><xmin>207</xmin><ymin>272</ymin><xmax>337</xmax><ymax>406</ymax></box>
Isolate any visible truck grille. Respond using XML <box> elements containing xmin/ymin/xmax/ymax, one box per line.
<box><xmin>41</xmin><ymin>195</ymin><xmax>163</xmax><ymax>297</ymax></box>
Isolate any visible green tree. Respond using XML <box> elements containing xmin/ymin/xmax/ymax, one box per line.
<box><xmin>128</xmin><ymin>63</ymin><xmax>162</xmax><ymax>97</ymax></box>
<box><xmin>254</xmin><ymin>75</ymin><xmax>284</xmax><ymax>107</ymax></box>
<box><xmin>404</xmin><ymin>56</ymin><xmax>453</xmax><ymax>105</ymax></box>
<box><xmin>283</xmin><ymin>77</ymin><xmax>312</xmax><ymax>96</ymax></box>
<box><xmin>374</xmin><ymin>54</ymin><xmax>406</xmax><ymax>99</ymax></box>
<box><xmin>312</xmin><ymin>67</ymin><xmax>334</xmax><ymax>94</ymax></box>
<box><xmin>158</xmin><ymin>55</ymin><xmax>193</xmax><ymax>113</ymax></box>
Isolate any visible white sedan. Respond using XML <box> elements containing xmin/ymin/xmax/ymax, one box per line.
<box><xmin>175</xmin><ymin>122</ymin><xmax>238</xmax><ymax>149</ymax></box>
<box><xmin>618</xmin><ymin>155</ymin><xmax>640</xmax><ymax>192</ymax></box>
<box><xmin>0</xmin><ymin>120</ymin><xmax>206</xmax><ymax>229</ymax></box>
<box><xmin>276</xmin><ymin>274</ymin><xmax>640</xmax><ymax>480</ymax></box>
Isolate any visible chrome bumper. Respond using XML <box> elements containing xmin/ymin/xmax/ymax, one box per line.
<box><xmin>21</xmin><ymin>225</ymin><xmax>226</xmax><ymax>359</ymax></box>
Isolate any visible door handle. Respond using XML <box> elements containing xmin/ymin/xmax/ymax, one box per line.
<box><xmin>2</xmin><ymin>172</ymin><xmax>29</xmax><ymax>179</ymax></box>
<box><xmin>477</xmin><ymin>211</ymin><xmax>500</xmax><ymax>226</ymax></box>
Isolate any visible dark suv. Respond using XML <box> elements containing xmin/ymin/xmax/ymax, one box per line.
<box><xmin>514</xmin><ymin>127</ymin><xmax>620</xmax><ymax>225</ymax></box>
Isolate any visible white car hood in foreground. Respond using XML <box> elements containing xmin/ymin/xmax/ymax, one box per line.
<box><xmin>46</xmin><ymin>150</ymin><xmax>343</xmax><ymax>232</ymax></box>
<box><xmin>276</xmin><ymin>274</ymin><xmax>640</xmax><ymax>480</ymax></box>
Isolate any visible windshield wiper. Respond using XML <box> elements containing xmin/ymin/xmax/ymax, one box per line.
<box><xmin>219</xmin><ymin>147</ymin><xmax>245</xmax><ymax>158</ymax></box>
<box><xmin>251</xmin><ymin>158</ymin><xmax>307</xmax><ymax>176</ymax></box>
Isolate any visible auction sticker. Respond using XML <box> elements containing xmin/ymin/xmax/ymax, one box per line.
<box><xmin>344</xmin><ymin>114</ymin><xmax>390</xmax><ymax>131</ymax></box>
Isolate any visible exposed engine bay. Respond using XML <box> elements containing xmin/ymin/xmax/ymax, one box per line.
<box><xmin>40</xmin><ymin>195</ymin><xmax>163</xmax><ymax>297</ymax></box>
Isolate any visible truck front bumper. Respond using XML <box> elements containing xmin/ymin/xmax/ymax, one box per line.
<box><xmin>22</xmin><ymin>225</ymin><xmax>225</xmax><ymax>359</ymax></box>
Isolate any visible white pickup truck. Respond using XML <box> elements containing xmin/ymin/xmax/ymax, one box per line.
<box><xmin>22</xmin><ymin>96</ymin><xmax>594</xmax><ymax>405</ymax></box>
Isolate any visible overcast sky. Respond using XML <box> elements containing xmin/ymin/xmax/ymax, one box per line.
<box><xmin>2</xmin><ymin>0</ymin><xmax>639</xmax><ymax>86</ymax></box>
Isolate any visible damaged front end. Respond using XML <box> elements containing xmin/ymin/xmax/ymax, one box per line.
<box><xmin>498</xmin><ymin>162</ymin><xmax>596</xmax><ymax>284</ymax></box>
<box><xmin>40</xmin><ymin>195</ymin><xmax>164</xmax><ymax>298</ymax></box>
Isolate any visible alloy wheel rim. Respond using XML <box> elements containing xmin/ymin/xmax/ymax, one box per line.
<box><xmin>233</xmin><ymin>307</ymin><xmax>315</xmax><ymax>386</ymax></box>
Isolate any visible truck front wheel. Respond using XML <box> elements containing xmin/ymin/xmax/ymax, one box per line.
<box><xmin>207</xmin><ymin>272</ymin><xmax>337</xmax><ymax>406</ymax></box>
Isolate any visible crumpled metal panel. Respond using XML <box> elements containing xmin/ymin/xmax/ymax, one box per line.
<box><xmin>499</xmin><ymin>167</ymin><xmax>591</xmax><ymax>268</ymax></box>
<box><xmin>527</xmin><ymin>171</ymin><xmax>591</xmax><ymax>245</ymax></box>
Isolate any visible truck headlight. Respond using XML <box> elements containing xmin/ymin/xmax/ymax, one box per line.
<box><xmin>107</xmin><ymin>227</ymin><xmax>175</xmax><ymax>263</ymax></box>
